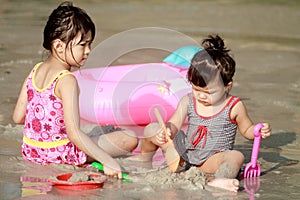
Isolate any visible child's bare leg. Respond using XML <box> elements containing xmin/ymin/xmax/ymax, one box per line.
<box><xmin>141</xmin><ymin>123</ymin><xmax>161</xmax><ymax>157</ymax></box>
<box><xmin>215</xmin><ymin>162</ymin><xmax>239</xmax><ymax>178</ymax></box>
<box><xmin>127</xmin><ymin>123</ymin><xmax>161</xmax><ymax>162</ymax></box>
<box><xmin>142</xmin><ymin>123</ymin><xmax>180</xmax><ymax>170</ymax></box>
<box><xmin>129</xmin><ymin>123</ymin><xmax>180</xmax><ymax>170</ymax></box>
<box><xmin>93</xmin><ymin>130</ymin><xmax>138</xmax><ymax>157</ymax></box>
<box><xmin>205</xmin><ymin>161</ymin><xmax>240</xmax><ymax>192</ymax></box>
<box><xmin>199</xmin><ymin>150</ymin><xmax>244</xmax><ymax>177</ymax></box>
<box><xmin>199</xmin><ymin>150</ymin><xmax>244</xmax><ymax>192</ymax></box>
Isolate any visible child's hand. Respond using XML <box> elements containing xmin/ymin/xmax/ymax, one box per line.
<box><xmin>103</xmin><ymin>161</ymin><xmax>123</xmax><ymax>179</ymax></box>
<box><xmin>156</xmin><ymin>127</ymin><xmax>171</xmax><ymax>144</ymax></box>
<box><xmin>261</xmin><ymin>123</ymin><xmax>271</xmax><ymax>139</ymax></box>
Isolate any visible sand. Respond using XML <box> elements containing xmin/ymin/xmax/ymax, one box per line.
<box><xmin>1</xmin><ymin>0</ymin><xmax>300</xmax><ymax>199</ymax></box>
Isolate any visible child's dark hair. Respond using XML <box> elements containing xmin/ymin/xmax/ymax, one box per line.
<box><xmin>43</xmin><ymin>1</ymin><xmax>95</xmax><ymax>51</ymax></box>
<box><xmin>187</xmin><ymin>34</ymin><xmax>235</xmax><ymax>87</ymax></box>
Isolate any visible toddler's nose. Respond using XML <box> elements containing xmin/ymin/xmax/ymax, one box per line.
<box><xmin>199</xmin><ymin>92</ymin><xmax>207</xmax><ymax>100</ymax></box>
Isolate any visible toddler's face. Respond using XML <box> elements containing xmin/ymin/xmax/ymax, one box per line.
<box><xmin>191</xmin><ymin>77</ymin><xmax>227</xmax><ymax>106</ymax></box>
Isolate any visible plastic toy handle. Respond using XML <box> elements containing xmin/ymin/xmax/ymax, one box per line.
<box><xmin>91</xmin><ymin>162</ymin><xmax>130</xmax><ymax>182</ymax></box>
<box><xmin>154</xmin><ymin>108</ymin><xmax>167</xmax><ymax>133</ymax></box>
<box><xmin>154</xmin><ymin>107</ymin><xmax>170</xmax><ymax>143</ymax></box>
<box><xmin>250</xmin><ymin>123</ymin><xmax>264</xmax><ymax>167</ymax></box>
<box><xmin>92</xmin><ymin>162</ymin><xmax>104</xmax><ymax>171</ymax></box>
<box><xmin>254</xmin><ymin>123</ymin><xmax>264</xmax><ymax>137</ymax></box>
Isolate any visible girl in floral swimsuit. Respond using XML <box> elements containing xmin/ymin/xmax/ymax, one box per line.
<box><xmin>135</xmin><ymin>35</ymin><xmax>272</xmax><ymax>192</ymax></box>
<box><xmin>13</xmin><ymin>1</ymin><xmax>138</xmax><ymax>179</ymax></box>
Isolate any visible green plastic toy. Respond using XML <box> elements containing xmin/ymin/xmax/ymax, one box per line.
<box><xmin>91</xmin><ymin>162</ymin><xmax>131</xmax><ymax>182</ymax></box>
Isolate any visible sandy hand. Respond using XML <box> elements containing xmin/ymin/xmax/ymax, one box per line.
<box><xmin>155</xmin><ymin>127</ymin><xmax>172</xmax><ymax>144</ymax></box>
<box><xmin>103</xmin><ymin>161</ymin><xmax>123</xmax><ymax>179</ymax></box>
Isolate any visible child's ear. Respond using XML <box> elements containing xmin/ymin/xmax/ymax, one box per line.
<box><xmin>52</xmin><ymin>39</ymin><xmax>65</xmax><ymax>53</ymax></box>
<box><xmin>227</xmin><ymin>82</ymin><xmax>233</xmax><ymax>88</ymax></box>
<box><xmin>225</xmin><ymin>82</ymin><xmax>233</xmax><ymax>92</ymax></box>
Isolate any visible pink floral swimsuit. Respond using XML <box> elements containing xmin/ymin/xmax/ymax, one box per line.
<box><xmin>22</xmin><ymin>63</ymin><xmax>87</xmax><ymax>165</ymax></box>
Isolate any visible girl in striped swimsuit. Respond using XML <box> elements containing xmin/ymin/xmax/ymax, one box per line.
<box><xmin>138</xmin><ymin>35</ymin><xmax>272</xmax><ymax>192</ymax></box>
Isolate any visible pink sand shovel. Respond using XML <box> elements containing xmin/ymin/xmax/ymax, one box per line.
<box><xmin>244</xmin><ymin>123</ymin><xmax>264</xmax><ymax>178</ymax></box>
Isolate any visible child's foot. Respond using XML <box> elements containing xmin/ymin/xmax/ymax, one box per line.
<box><xmin>207</xmin><ymin>178</ymin><xmax>239</xmax><ymax>192</ymax></box>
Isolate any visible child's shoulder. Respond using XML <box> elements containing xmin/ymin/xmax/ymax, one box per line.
<box><xmin>57</xmin><ymin>71</ymin><xmax>77</xmax><ymax>85</ymax></box>
<box><xmin>55</xmin><ymin>70</ymin><xmax>78</xmax><ymax>89</ymax></box>
<box><xmin>230</xmin><ymin>96</ymin><xmax>248</xmax><ymax>117</ymax></box>
<box><xmin>179</xmin><ymin>94</ymin><xmax>190</xmax><ymax>106</ymax></box>
<box><xmin>182</xmin><ymin>93</ymin><xmax>191</xmax><ymax>100</ymax></box>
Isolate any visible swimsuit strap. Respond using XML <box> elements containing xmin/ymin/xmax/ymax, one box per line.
<box><xmin>28</xmin><ymin>62</ymin><xmax>43</xmax><ymax>79</ymax></box>
<box><xmin>55</xmin><ymin>70</ymin><xmax>74</xmax><ymax>82</ymax></box>
<box><xmin>29</xmin><ymin>62</ymin><xmax>74</xmax><ymax>92</ymax></box>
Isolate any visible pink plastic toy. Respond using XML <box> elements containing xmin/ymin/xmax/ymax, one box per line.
<box><xmin>244</xmin><ymin>123</ymin><xmax>264</xmax><ymax>178</ymax></box>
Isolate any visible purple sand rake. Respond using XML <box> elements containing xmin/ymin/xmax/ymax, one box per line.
<box><xmin>244</xmin><ymin>123</ymin><xmax>264</xmax><ymax>178</ymax></box>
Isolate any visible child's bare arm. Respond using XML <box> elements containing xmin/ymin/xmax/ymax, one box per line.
<box><xmin>167</xmin><ymin>95</ymin><xmax>189</xmax><ymax>138</ymax></box>
<box><xmin>232</xmin><ymin>101</ymin><xmax>271</xmax><ymax>139</ymax></box>
<box><xmin>58</xmin><ymin>74</ymin><xmax>123</xmax><ymax>179</ymax></box>
<box><xmin>232</xmin><ymin>101</ymin><xmax>256</xmax><ymax>140</ymax></box>
<box><xmin>13</xmin><ymin>78</ymin><xmax>28</xmax><ymax>124</ymax></box>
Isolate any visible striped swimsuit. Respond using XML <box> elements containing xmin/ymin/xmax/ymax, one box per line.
<box><xmin>174</xmin><ymin>93</ymin><xmax>240</xmax><ymax>165</ymax></box>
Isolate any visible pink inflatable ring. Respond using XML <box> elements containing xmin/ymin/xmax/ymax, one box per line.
<box><xmin>74</xmin><ymin>46</ymin><xmax>202</xmax><ymax>125</ymax></box>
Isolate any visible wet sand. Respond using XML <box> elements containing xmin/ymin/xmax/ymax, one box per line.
<box><xmin>1</xmin><ymin>0</ymin><xmax>300</xmax><ymax>199</ymax></box>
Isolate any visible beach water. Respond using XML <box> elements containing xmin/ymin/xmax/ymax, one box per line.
<box><xmin>0</xmin><ymin>0</ymin><xmax>300</xmax><ymax>199</ymax></box>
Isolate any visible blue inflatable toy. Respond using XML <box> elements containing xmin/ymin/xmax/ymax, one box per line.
<box><xmin>163</xmin><ymin>46</ymin><xmax>202</xmax><ymax>69</ymax></box>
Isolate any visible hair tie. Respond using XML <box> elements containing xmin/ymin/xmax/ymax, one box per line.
<box><xmin>213</xmin><ymin>47</ymin><xmax>218</xmax><ymax>51</ymax></box>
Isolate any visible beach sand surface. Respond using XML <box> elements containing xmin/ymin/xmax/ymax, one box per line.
<box><xmin>0</xmin><ymin>0</ymin><xmax>299</xmax><ymax>199</ymax></box>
